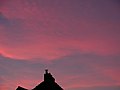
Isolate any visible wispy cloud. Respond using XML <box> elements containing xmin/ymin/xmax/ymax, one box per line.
<box><xmin>0</xmin><ymin>0</ymin><xmax>120</xmax><ymax>90</ymax></box>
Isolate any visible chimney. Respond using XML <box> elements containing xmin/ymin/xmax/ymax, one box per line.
<box><xmin>44</xmin><ymin>69</ymin><xmax>55</xmax><ymax>82</ymax></box>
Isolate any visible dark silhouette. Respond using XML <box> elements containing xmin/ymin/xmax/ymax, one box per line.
<box><xmin>16</xmin><ymin>86</ymin><xmax>28</xmax><ymax>90</ymax></box>
<box><xmin>16</xmin><ymin>69</ymin><xmax>63</xmax><ymax>90</ymax></box>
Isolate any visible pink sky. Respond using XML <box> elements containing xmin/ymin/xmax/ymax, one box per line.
<box><xmin>0</xmin><ymin>0</ymin><xmax>120</xmax><ymax>90</ymax></box>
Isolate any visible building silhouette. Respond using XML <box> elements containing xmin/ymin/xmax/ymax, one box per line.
<box><xmin>16</xmin><ymin>69</ymin><xmax>63</xmax><ymax>90</ymax></box>
<box><xmin>16</xmin><ymin>86</ymin><xmax>27</xmax><ymax>90</ymax></box>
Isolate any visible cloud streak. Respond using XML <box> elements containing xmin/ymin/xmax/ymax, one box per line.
<box><xmin>0</xmin><ymin>54</ymin><xmax>120</xmax><ymax>90</ymax></box>
<box><xmin>0</xmin><ymin>0</ymin><xmax>120</xmax><ymax>90</ymax></box>
<box><xmin>0</xmin><ymin>10</ymin><xmax>119</xmax><ymax>60</ymax></box>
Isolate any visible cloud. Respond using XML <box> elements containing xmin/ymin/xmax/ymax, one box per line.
<box><xmin>49</xmin><ymin>53</ymin><xmax>120</xmax><ymax>89</ymax></box>
<box><xmin>77</xmin><ymin>86</ymin><xmax>120</xmax><ymax>90</ymax></box>
<box><xmin>0</xmin><ymin>0</ymin><xmax>120</xmax><ymax>60</ymax></box>
<box><xmin>0</xmin><ymin>53</ymin><xmax>120</xmax><ymax>90</ymax></box>
<box><xmin>0</xmin><ymin>1</ymin><xmax>120</xmax><ymax>90</ymax></box>
<box><xmin>0</xmin><ymin>55</ymin><xmax>45</xmax><ymax>90</ymax></box>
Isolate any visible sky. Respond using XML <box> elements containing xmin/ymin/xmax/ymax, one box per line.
<box><xmin>0</xmin><ymin>0</ymin><xmax>120</xmax><ymax>90</ymax></box>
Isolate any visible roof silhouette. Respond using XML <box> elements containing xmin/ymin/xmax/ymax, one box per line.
<box><xmin>16</xmin><ymin>86</ymin><xmax>27</xmax><ymax>90</ymax></box>
<box><xmin>16</xmin><ymin>69</ymin><xmax>64</xmax><ymax>90</ymax></box>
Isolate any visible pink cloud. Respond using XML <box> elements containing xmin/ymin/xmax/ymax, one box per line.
<box><xmin>0</xmin><ymin>0</ymin><xmax>120</xmax><ymax>61</ymax></box>
<box><xmin>0</xmin><ymin>1</ymin><xmax>120</xmax><ymax>90</ymax></box>
<box><xmin>0</xmin><ymin>28</ymin><xmax>119</xmax><ymax>60</ymax></box>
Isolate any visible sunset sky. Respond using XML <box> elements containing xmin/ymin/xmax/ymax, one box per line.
<box><xmin>0</xmin><ymin>0</ymin><xmax>120</xmax><ymax>90</ymax></box>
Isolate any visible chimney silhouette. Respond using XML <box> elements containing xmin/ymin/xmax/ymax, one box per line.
<box><xmin>44</xmin><ymin>69</ymin><xmax>55</xmax><ymax>82</ymax></box>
